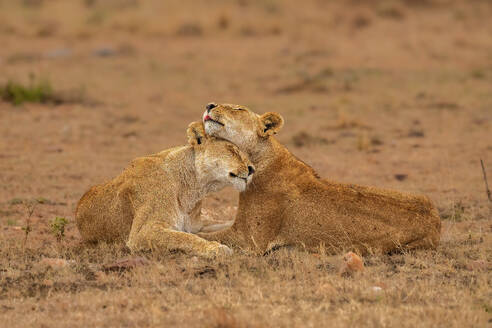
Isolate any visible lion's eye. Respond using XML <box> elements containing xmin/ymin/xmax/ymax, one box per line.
<box><xmin>234</xmin><ymin>108</ymin><xmax>244</xmax><ymax>111</ymax></box>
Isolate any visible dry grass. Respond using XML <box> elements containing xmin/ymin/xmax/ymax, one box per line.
<box><xmin>1</xmin><ymin>218</ymin><xmax>491</xmax><ymax>327</ymax></box>
<box><xmin>1</xmin><ymin>0</ymin><xmax>492</xmax><ymax>326</ymax></box>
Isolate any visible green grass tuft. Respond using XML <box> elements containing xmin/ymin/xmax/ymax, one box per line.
<box><xmin>0</xmin><ymin>78</ymin><xmax>54</xmax><ymax>106</ymax></box>
<box><xmin>51</xmin><ymin>217</ymin><xmax>69</xmax><ymax>242</ymax></box>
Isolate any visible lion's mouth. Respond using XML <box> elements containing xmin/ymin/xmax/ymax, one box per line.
<box><xmin>203</xmin><ymin>115</ymin><xmax>225</xmax><ymax>126</ymax></box>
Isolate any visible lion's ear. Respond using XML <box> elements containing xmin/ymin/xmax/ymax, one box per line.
<box><xmin>258</xmin><ymin>112</ymin><xmax>284</xmax><ymax>137</ymax></box>
<box><xmin>187</xmin><ymin>121</ymin><xmax>207</xmax><ymax>146</ymax></box>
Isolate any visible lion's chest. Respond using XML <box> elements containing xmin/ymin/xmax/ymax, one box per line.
<box><xmin>172</xmin><ymin>213</ymin><xmax>193</xmax><ymax>233</ymax></box>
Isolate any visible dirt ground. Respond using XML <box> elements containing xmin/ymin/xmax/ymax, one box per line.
<box><xmin>0</xmin><ymin>0</ymin><xmax>491</xmax><ymax>327</ymax></box>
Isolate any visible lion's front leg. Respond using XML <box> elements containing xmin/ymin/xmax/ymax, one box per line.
<box><xmin>198</xmin><ymin>221</ymin><xmax>234</xmax><ymax>233</ymax></box>
<box><xmin>188</xmin><ymin>201</ymin><xmax>234</xmax><ymax>234</ymax></box>
<box><xmin>127</xmin><ymin>219</ymin><xmax>232</xmax><ymax>258</ymax></box>
<box><xmin>197</xmin><ymin>226</ymin><xmax>247</xmax><ymax>251</ymax></box>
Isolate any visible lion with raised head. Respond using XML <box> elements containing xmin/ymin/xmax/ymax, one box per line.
<box><xmin>198</xmin><ymin>103</ymin><xmax>441</xmax><ymax>255</ymax></box>
<box><xmin>75</xmin><ymin>122</ymin><xmax>255</xmax><ymax>258</ymax></box>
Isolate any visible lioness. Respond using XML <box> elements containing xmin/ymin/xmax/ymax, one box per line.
<box><xmin>76</xmin><ymin>122</ymin><xmax>255</xmax><ymax>257</ymax></box>
<box><xmin>199</xmin><ymin>103</ymin><xmax>441</xmax><ymax>255</ymax></box>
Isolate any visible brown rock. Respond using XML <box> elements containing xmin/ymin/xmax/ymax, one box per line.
<box><xmin>339</xmin><ymin>251</ymin><xmax>364</xmax><ymax>276</ymax></box>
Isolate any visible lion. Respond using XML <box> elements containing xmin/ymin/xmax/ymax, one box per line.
<box><xmin>75</xmin><ymin>122</ymin><xmax>255</xmax><ymax>258</ymax></box>
<box><xmin>198</xmin><ymin>103</ymin><xmax>441</xmax><ymax>255</ymax></box>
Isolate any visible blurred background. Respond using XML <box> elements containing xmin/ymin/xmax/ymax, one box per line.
<box><xmin>0</xmin><ymin>0</ymin><xmax>491</xmax><ymax>230</ymax></box>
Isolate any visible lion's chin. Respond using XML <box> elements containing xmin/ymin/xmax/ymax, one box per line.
<box><xmin>204</xmin><ymin>120</ymin><xmax>223</xmax><ymax>136</ymax></box>
<box><xmin>233</xmin><ymin>180</ymin><xmax>247</xmax><ymax>192</ymax></box>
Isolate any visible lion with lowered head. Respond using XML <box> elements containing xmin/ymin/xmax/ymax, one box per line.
<box><xmin>76</xmin><ymin>122</ymin><xmax>255</xmax><ymax>258</ymax></box>
<box><xmin>198</xmin><ymin>103</ymin><xmax>441</xmax><ymax>255</ymax></box>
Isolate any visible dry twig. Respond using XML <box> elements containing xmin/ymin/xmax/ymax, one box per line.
<box><xmin>480</xmin><ymin>159</ymin><xmax>492</xmax><ymax>202</ymax></box>
<box><xmin>22</xmin><ymin>200</ymin><xmax>37</xmax><ymax>248</ymax></box>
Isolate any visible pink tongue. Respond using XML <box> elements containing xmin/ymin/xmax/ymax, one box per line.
<box><xmin>203</xmin><ymin>114</ymin><xmax>211</xmax><ymax>121</ymax></box>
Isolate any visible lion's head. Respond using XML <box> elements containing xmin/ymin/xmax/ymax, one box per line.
<box><xmin>187</xmin><ymin>121</ymin><xmax>255</xmax><ymax>192</ymax></box>
<box><xmin>202</xmin><ymin>103</ymin><xmax>284</xmax><ymax>155</ymax></box>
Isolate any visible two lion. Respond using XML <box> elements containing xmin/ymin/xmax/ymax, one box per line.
<box><xmin>76</xmin><ymin>103</ymin><xmax>441</xmax><ymax>257</ymax></box>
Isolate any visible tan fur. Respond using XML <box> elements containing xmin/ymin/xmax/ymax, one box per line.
<box><xmin>199</xmin><ymin>103</ymin><xmax>441</xmax><ymax>255</ymax></box>
<box><xmin>75</xmin><ymin>122</ymin><xmax>254</xmax><ymax>258</ymax></box>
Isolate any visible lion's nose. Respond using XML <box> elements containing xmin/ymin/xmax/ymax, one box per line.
<box><xmin>248</xmin><ymin>165</ymin><xmax>255</xmax><ymax>176</ymax></box>
<box><xmin>206</xmin><ymin>103</ymin><xmax>217</xmax><ymax>112</ymax></box>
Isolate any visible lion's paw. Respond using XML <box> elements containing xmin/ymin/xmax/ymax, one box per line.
<box><xmin>216</xmin><ymin>244</ymin><xmax>233</xmax><ymax>256</ymax></box>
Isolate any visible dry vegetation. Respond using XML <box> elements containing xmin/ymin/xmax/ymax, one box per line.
<box><xmin>0</xmin><ymin>0</ymin><xmax>491</xmax><ymax>327</ymax></box>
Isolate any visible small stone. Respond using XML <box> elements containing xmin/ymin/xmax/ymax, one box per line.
<box><xmin>93</xmin><ymin>47</ymin><xmax>117</xmax><ymax>57</ymax></box>
<box><xmin>394</xmin><ymin>174</ymin><xmax>408</xmax><ymax>181</ymax></box>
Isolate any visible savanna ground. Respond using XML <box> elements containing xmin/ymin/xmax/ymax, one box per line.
<box><xmin>0</xmin><ymin>0</ymin><xmax>491</xmax><ymax>327</ymax></box>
